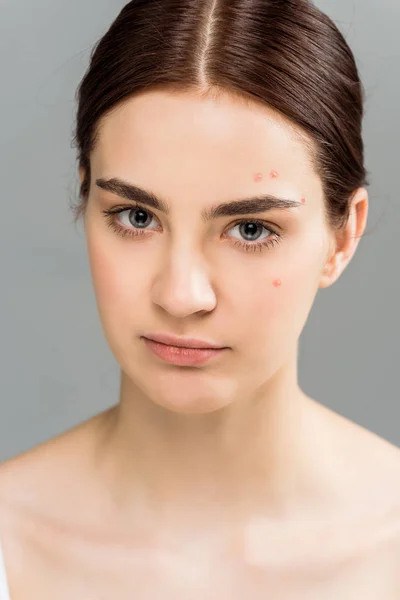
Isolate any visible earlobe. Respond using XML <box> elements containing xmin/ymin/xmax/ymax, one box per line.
<box><xmin>319</xmin><ymin>188</ymin><xmax>369</xmax><ymax>290</ymax></box>
<box><xmin>319</xmin><ymin>218</ymin><xmax>357</xmax><ymax>289</ymax></box>
<box><xmin>79</xmin><ymin>167</ymin><xmax>86</xmax><ymax>185</ymax></box>
<box><xmin>319</xmin><ymin>250</ymin><xmax>344</xmax><ymax>289</ymax></box>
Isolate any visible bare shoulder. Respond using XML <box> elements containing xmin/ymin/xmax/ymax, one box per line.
<box><xmin>313</xmin><ymin>398</ymin><xmax>400</xmax><ymax>539</ymax></box>
<box><xmin>0</xmin><ymin>409</ymin><xmax>110</xmax><ymax>533</ymax></box>
<box><xmin>301</xmin><ymin>399</ymin><xmax>400</xmax><ymax>592</ymax></box>
<box><xmin>309</xmin><ymin>396</ymin><xmax>400</xmax><ymax>477</ymax></box>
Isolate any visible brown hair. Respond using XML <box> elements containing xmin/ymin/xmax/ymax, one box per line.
<box><xmin>71</xmin><ymin>0</ymin><xmax>370</xmax><ymax>233</ymax></box>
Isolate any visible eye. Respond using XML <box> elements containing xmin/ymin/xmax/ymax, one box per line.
<box><xmin>225</xmin><ymin>220</ymin><xmax>283</xmax><ymax>253</ymax></box>
<box><xmin>117</xmin><ymin>206</ymin><xmax>159</xmax><ymax>231</ymax></box>
<box><xmin>102</xmin><ymin>204</ymin><xmax>284</xmax><ymax>253</ymax></box>
<box><xmin>228</xmin><ymin>221</ymin><xmax>272</xmax><ymax>243</ymax></box>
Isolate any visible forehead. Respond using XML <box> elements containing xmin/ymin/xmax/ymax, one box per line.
<box><xmin>92</xmin><ymin>90</ymin><xmax>322</xmax><ymax>202</ymax></box>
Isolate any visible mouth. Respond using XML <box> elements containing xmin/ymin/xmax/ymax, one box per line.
<box><xmin>143</xmin><ymin>332</ymin><xmax>226</xmax><ymax>350</ymax></box>
<box><xmin>142</xmin><ymin>337</ymin><xmax>227</xmax><ymax>367</ymax></box>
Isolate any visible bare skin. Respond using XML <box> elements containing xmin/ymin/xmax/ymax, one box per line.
<box><xmin>1</xmin><ymin>89</ymin><xmax>399</xmax><ymax>597</ymax></box>
<box><xmin>0</xmin><ymin>402</ymin><xmax>399</xmax><ymax>599</ymax></box>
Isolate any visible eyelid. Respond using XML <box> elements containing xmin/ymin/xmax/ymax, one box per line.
<box><xmin>105</xmin><ymin>202</ymin><xmax>284</xmax><ymax>233</ymax></box>
<box><xmin>229</xmin><ymin>216</ymin><xmax>282</xmax><ymax>232</ymax></box>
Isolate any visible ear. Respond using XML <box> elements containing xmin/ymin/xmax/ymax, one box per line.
<box><xmin>79</xmin><ymin>167</ymin><xmax>86</xmax><ymax>185</ymax></box>
<box><xmin>319</xmin><ymin>187</ymin><xmax>369</xmax><ymax>289</ymax></box>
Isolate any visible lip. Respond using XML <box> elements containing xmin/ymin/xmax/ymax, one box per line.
<box><xmin>143</xmin><ymin>337</ymin><xmax>226</xmax><ymax>366</ymax></box>
<box><xmin>142</xmin><ymin>332</ymin><xmax>226</xmax><ymax>349</ymax></box>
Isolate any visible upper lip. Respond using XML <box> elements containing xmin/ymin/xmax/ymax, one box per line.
<box><xmin>143</xmin><ymin>332</ymin><xmax>226</xmax><ymax>349</ymax></box>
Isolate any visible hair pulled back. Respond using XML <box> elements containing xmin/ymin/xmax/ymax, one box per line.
<box><xmin>72</xmin><ymin>0</ymin><xmax>369</xmax><ymax>232</ymax></box>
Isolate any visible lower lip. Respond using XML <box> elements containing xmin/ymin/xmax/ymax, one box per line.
<box><xmin>142</xmin><ymin>338</ymin><xmax>226</xmax><ymax>366</ymax></box>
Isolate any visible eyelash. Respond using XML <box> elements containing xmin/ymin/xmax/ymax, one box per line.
<box><xmin>101</xmin><ymin>204</ymin><xmax>283</xmax><ymax>254</ymax></box>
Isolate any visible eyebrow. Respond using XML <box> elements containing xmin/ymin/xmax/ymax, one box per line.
<box><xmin>95</xmin><ymin>177</ymin><xmax>303</xmax><ymax>221</ymax></box>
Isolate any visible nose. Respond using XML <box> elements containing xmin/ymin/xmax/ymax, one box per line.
<box><xmin>150</xmin><ymin>251</ymin><xmax>217</xmax><ymax>318</ymax></box>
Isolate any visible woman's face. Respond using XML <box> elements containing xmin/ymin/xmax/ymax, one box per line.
<box><xmin>83</xmin><ymin>90</ymin><xmax>334</xmax><ymax>413</ymax></box>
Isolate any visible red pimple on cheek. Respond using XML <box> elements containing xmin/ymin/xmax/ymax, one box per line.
<box><xmin>301</xmin><ymin>197</ymin><xmax>306</xmax><ymax>204</ymax></box>
<box><xmin>270</xmin><ymin>170</ymin><xmax>279</xmax><ymax>178</ymax></box>
<box><xmin>273</xmin><ymin>279</ymin><xmax>282</xmax><ymax>287</ymax></box>
<box><xmin>254</xmin><ymin>173</ymin><xmax>263</xmax><ymax>182</ymax></box>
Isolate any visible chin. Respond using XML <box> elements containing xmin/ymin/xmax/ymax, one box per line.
<box><xmin>144</xmin><ymin>374</ymin><xmax>236</xmax><ymax>415</ymax></box>
<box><xmin>152</xmin><ymin>397</ymin><xmax>230</xmax><ymax>415</ymax></box>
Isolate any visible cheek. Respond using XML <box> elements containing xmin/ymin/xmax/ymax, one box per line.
<box><xmin>87</xmin><ymin>243</ymin><xmax>120</xmax><ymax>305</ymax></box>
<box><xmin>86</xmin><ymin>234</ymin><xmax>144</xmax><ymax>330</ymax></box>
<box><xmin>242</xmin><ymin>247</ymin><xmax>323</xmax><ymax>339</ymax></box>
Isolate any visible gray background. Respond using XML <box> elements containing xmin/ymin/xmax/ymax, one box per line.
<box><xmin>0</xmin><ymin>1</ymin><xmax>398</xmax><ymax>462</ymax></box>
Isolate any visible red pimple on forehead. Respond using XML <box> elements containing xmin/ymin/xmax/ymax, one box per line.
<box><xmin>254</xmin><ymin>173</ymin><xmax>263</xmax><ymax>182</ymax></box>
<box><xmin>273</xmin><ymin>279</ymin><xmax>282</xmax><ymax>287</ymax></box>
<box><xmin>270</xmin><ymin>170</ymin><xmax>279</xmax><ymax>178</ymax></box>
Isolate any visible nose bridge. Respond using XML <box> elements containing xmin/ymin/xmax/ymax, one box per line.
<box><xmin>150</xmin><ymin>237</ymin><xmax>217</xmax><ymax>317</ymax></box>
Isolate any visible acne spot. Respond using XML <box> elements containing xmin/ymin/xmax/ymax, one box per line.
<box><xmin>253</xmin><ymin>173</ymin><xmax>263</xmax><ymax>182</ymax></box>
<box><xmin>273</xmin><ymin>279</ymin><xmax>282</xmax><ymax>287</ymax></box>
<box><xmin>301</xmin><ymin>197</ymin><xmax>306</xmax><ymax>204</ymax></box>
<box><xmin>270</xmin><ymin>170</ymin><xmax>279</xmax><ymax>178</ymax></box>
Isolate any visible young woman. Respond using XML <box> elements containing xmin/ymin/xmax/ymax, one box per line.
<box><xmin>0</xmin><ymin>0</ymin><xmax>399</xmax><ymax>597</ymax></box>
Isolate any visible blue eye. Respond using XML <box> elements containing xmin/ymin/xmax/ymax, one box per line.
<box><xmin>227</xmin><ymin>220</ymin><xmax>282</xmax><ymax>253</ymax></box>
<box><xmin>102</xmin><ymin>205</ymin><xmax>283</xmax><ymax>254</ymax></box>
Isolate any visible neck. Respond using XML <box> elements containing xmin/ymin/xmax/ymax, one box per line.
<box><xmin>92</xmin><ymin>360</ymin><xmax>332</xmax><ymax>535</ymax></box>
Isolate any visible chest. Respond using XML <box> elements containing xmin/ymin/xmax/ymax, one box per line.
<box><xmin>8</xmin><ymin>537</ymin><xmax>399</xmax><ymax>600</ymax></box>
